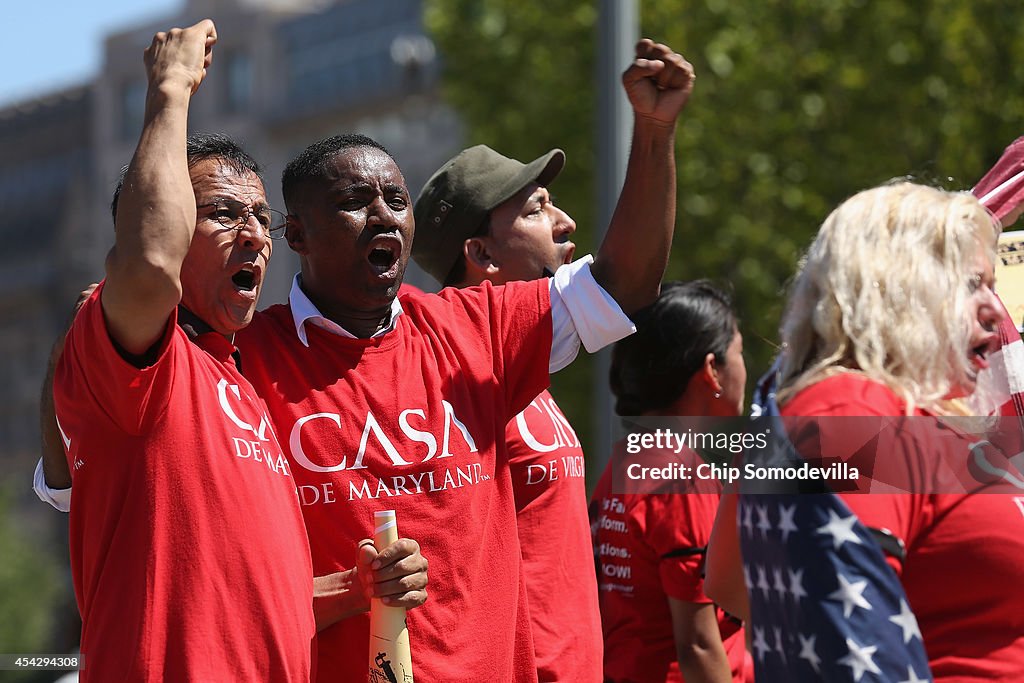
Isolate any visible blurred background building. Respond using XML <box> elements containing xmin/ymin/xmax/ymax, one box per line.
<box><xmin>0</xmin><ymin>0</ymin><xmax>460</xmax><ymax>665</ymax></box>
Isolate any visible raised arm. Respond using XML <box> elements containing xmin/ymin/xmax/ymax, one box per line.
<box><xmin>101</xmin><ymin>21</ymin><xmax>216</xmax><ymax>354</ymax></box>
<box><xmin>591</xmin><ymin>39</ymin><xmax>694</xmax><ymax>315</ymax></box>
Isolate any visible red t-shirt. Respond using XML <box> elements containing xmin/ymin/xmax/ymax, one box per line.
<box><xmin>398</xmin><ymin>282</ymin><xmax>424</xmax><ymax>297</ymax></box>
<box><xmin>237</xmin><ymin>279</ymin><xmax>553</xmax><ymax>683</ymax></box>
<box><xmin>53</xmin><ymin>284</ymin><xmax>314</xmax><ymax>682</ymax></box>
<box><xmin>508</xmin><ymin>390</ymin><xmax>602</xmax><ymax>681</ymax></box>
<box><xmin>591</xmin><ymin>449</ymin><xmax>747</xmax><ymax>683</ymax></box>
<box><xmin>782</xmin><ymin>374</ymin><xmax>1024</xmax><ymax>682</ymax></box>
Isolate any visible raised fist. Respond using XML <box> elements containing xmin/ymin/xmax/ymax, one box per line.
<box><xmin>143</xmin><ymin>19</ymin><xmax>217</xmax><ymax>95</ymax></box>
<box><xmin>622</xmin><ymin>39</ymin><xmax>695</xmax><ymax>127</ymax></box>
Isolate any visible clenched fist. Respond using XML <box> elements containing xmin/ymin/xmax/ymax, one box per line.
<box><xmin>622</xmin><ymin>39</ymin><xmax>695</xmax><ymax>127</ymax></box>
<box><xmin>143</xmin><ymin>19</ymin><xmax>217</xmax><ymax>95</ymax></box>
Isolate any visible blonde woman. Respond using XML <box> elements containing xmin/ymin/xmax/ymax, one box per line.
<box><xmin>706</xmin><ymin>182</ymin><xmax>1020</xmax><ymax>681</ymax></box>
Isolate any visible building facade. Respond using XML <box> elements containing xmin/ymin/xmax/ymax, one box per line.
<box><xmin>0</xmin><ymin>2</ymin><xmax>462</xmax><ymax>656</ymax></box>
<box><xmin>0</xmin><ymin>0</ymin><xmax>461</xmax><ymax>483</ymax></box>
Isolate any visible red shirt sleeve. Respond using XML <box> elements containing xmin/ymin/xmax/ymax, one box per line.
<box><xmin>58</xmin><ymin>281</ymin><xmax>177</xmax><ymax>436</ymax></box>
<box><xmin>436</xmin><ymin>279</ymin><xmax>553</xmax><ymax>419</ymax></box>
<box><xmin>630</xmin><ymin>493</ymin><xmax>720</xmax><ymax>603</ymax></box>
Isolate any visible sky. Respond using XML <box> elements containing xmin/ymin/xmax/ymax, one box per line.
<box><xmin>0</xmin><ymin>0</ymin><xmax>181</xmax><ymax>108</ymax></box>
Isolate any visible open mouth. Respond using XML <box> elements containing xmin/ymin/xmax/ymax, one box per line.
<box><xmin>231</xmin><ymin>266</ymin><xmax>259</xmax><ymax>292</ymax></box>
<box><xmin>542</xmin><ymin>244</ymin><xmax>577</xmax><ymax>278</ymax></box>
<box><xmin>366</xmin><ymin>234</ymin><xmax>402</xmax><ymax>277</ymax></box>
<box><xmin>970</xmin><ymin>337</ymin><xmax>998</xmax><ymax>371</ymax></box>
<box><xmin>562</xmin><ymin>243</ymin><xmax>576</xmax><ymax>265</ymax></box>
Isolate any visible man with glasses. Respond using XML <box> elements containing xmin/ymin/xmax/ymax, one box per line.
<box><xmin>38</xmin><ymin>21</ymin><xmax>426</xmax><ymax>679</ymax></box>
<box><xmin>199</xmin><ymin>197</ymin><xmax>287</xmax><ymax>238</ymax></box>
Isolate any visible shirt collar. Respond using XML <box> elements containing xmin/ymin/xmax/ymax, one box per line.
<box><xmin>288</xmin><ymin>274</ymin><xmax>405</xmax><ymax>347</ymax></box>
<box><xmin>177</xmin><ymin>305</ymin><xmax>242</xmax><ymax>370</ymax></box>
<box><xmin>177</xmin><ymin>305</ymin><xmax>217</xmax><ymax>338</ymax></box>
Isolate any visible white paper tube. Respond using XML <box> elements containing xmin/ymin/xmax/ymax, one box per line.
<box><xmin>367</xmin><ymin>510</ymin><xmax>414</xmax><ymax>683</ymax></box>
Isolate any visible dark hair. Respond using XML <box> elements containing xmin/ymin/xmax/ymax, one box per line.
<box><xmin>610</xmin><ymin>280</ymin><xmax>738</xmax><ymax>416</ymax></box>
<box><xmin>281</xmin><ymin>133</ymin><xmax>395</xmax><ymax>212</ymax></box>
<box><xmin>110</xmin><ymin>132</ymin><xmax>262</xmax><ymax>223</ymax></box>
<box><xmin>442</xmin><ymin>219</ymin><xmax>490</xmax><ymax>287</ymax></box>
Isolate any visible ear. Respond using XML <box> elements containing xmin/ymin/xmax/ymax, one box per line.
<box><xmin>285</xmin><ymin>214</ymin><xmax>308</xmax><ymax>255</ymax></box>
<box><xmin>463</xmin><ymin>236</ymin><xmax>500</xmax><ymax>277</ymax></box>
<box><xmin>701</xmin><ymin>351</ymin><xmax>723</xmax><ymax>396</ymax></box>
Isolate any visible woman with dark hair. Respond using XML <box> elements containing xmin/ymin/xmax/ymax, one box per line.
<box><xmin>592</xmin><ymin>280</ymin><xmax>750</xmax><ymax>683</ymax></box>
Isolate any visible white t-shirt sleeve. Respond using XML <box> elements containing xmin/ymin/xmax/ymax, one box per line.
<box><xmin>33</xmin><ymin>458</ymin><xmax>71</xmax><ymax>513</ymax></box>
<box><xmin>548</xmin><ymin>255</ymin><xmax>636</xmax><ymax>373</ymax></box>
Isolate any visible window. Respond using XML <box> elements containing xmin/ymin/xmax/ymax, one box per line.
<box><xmin>119</xmin><ymin>80</ymin><xmax>146</xmax><ymax>141</ymax></box>
<box><xmin>225</xmin><ymin>51</ymin><xmax>253</xmax><ymax>113</ymax></box>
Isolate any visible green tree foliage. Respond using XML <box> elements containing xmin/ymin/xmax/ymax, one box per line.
<box><xmin>0</xmin><ymin>487</ymin><xmax>61</xmax><ymax>682</ymax></box>
<box><xmin>426</xmin><ymin>0</ymin><xmax>1024</xmax><ymax>453</ymax></box>
<box><xmin>424</xmin><ymin>0</ymin><xmax>603</xmax><ymax>458</ymax></box>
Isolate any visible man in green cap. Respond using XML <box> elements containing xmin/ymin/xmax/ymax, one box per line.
<box><xmin>413</xmin><ymin>142</ymin><xmax>600</xmax><ymax>681</ymax></box>
<box><xmin>412</xmin><ymin>144</ymin><xmax>574</xmax><ymax>287</ymax></box>
<box><xmin>411</xmin><ymin>39</ymin><xmax>694</xmax><ymax>681</ymax></box>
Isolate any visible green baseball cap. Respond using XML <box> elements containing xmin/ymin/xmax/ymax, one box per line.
<box><xmin>413</xmin><ymin>144</ymin><xmax>565</xmax><ymax>284</ymax></box>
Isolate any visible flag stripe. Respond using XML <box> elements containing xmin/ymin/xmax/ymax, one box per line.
<box><xmin>977</xmin><ymin>167</ymin><xmax>1024</xmax><ymax>204</ymax></box>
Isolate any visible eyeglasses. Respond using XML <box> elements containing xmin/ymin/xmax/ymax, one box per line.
<box><xmin>198</xmin><ymin>199</ymin><xmax>287</xmax><ymax>240</ymax></box>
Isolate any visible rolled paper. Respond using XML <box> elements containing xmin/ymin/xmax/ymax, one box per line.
<box><xmin>368</xmin><ymin>510</ymin><xmax>414</xmax><ymax>683</ymax></box>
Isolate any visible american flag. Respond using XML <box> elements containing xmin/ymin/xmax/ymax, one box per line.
<box><xmin>740</xmin><ymin>372</ymin><xmax>933</xmax><ymax>682</ymax></box>
<box><xmin>972</xmin><ymin>138</ymin><xmax>1024</xmax><ymax>426</ymax></box>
